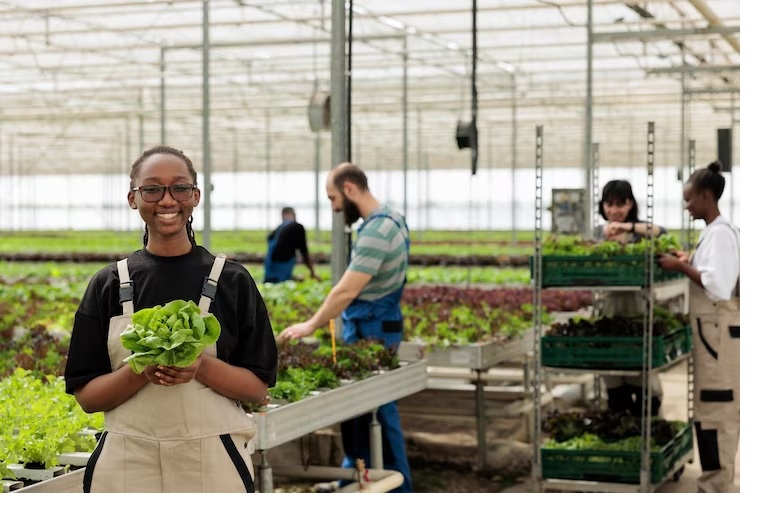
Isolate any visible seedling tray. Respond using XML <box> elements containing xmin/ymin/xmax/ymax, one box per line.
<box><xmin>530</xmin><ymin>255</ymin><xmax>684</xmax><ymax>288</ymax></box>
<box><xmin>398</xmin><ymin>330</ymin><xmax>533</xmax><ymax>369</ymax></box>
<box><xmin>541</xmin><ymin>326</ymin><xmax>692</xmax><ymax>370</ymax></box>
<box><xmin>541</xmin><ymin>423</ymin><xmax>693</xmax><ymax>484</ymax></box>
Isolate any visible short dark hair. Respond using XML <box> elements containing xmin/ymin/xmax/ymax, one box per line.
<box><xmin>332</xmin><ymin>162</ymin><xmax>369</xmax><ymax>191</ymax></box>
<box><xmin>282</xmin><ymin>206</ymin><xmax>295</xmax><ymax>216</ymax></box>
<box><xmin>599</xmin><ymin>180</ymin><xmax>639</xmax><ymax>222</ymax></box>
<box><xmin>688</xmin><ymin>160</ymin><xmax>726</xmax><ymax>201</ymax></box>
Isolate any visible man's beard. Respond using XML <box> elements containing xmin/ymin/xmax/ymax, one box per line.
<box><xmin>343</xmin><ymin>196</ymin><xmax>362</xmax><ymax>226</ymax></box>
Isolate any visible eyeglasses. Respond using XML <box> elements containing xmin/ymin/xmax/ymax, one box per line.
<box><xmin>131</xmin><ymin>184</ymin><xmax>197</xmax><ymax>203</ymax></box>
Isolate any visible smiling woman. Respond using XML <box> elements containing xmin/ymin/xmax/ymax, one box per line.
<box><xmin>128</xmin><ymin>147</ymin><xmax>202</xmax><ymax>254</ymax></box>
<box><xmin>63</xmin><ymin>145</ymin><xmax>278</xmax><ymax>493</ymax></box>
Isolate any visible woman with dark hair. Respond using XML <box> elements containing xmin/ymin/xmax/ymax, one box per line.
<box><xmin>595</xmin><ymin>180</ymin><xmax>667</xmax><ymax>417</ymax></box>
<box><xmin>659</xmin><ymin>161</ymin><xmax>739</xmax><ymax>493</ymax></box>
<box><xmin>64</xmin><ymin>146</ymin><xmax>278</xmax><ymax>492</ymax></box>
<box><xmin>596</xmin><ymin>179</ymin><xmax>664</xmax><ymax>242</ymax></box>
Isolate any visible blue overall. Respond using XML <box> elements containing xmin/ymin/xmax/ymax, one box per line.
<box><xmin>263</xmin><ymin>220</ymin><xmax>296</xmax><ymax>283</ymax></box>
<box><xmin>339</xmin><ymin>212</ymin><xmax>412</xmax><ymax>493</ymax></box>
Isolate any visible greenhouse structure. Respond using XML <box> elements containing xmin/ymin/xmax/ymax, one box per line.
<box><xmin>0</xmin><ymin>0</ymin><xmax>742</xmax><ymax>496</ymax></box>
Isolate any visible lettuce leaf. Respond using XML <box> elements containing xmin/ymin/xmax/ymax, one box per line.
<box><xmin>120</xmin><ymin>299</ymin><xmax>221</xmax><ymax>374</ymax></box>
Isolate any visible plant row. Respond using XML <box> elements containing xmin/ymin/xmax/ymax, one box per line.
<box><xmin>1</xmin><ymin>369</ymin><xmax>104</xmax><ymax>479</ymax></box>
<box><xmin>542</xmin><ymin>409</ymin><xmax>687</xmax><ymax>450</ymax></box>
<box><xmin>542</xmin><ymin>234</ymin><xmax>682</xmax><ymax>257</ymax></box>
<box><xmin>243</xmin><ymin>338</ymin><xmax>398</xmax><ymax>407</ymax></box>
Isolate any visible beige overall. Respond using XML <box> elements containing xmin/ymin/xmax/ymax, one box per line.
<box><xmin>84</xmin><ymin>255</ymin><xmax>258</xmax><ymax>493</ymax></box>
<box><xmin>689</xmin><ymin>243</ymin><xmax>740</xmax><ymax>493</ymax></box>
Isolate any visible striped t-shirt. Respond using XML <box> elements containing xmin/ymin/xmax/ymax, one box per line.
<box><xmin>348</xmin><ymin>204</ymin><xmax>410</xmax><ymax>301</ymax></box>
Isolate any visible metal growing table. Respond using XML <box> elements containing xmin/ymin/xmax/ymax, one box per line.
<box><xmin>247</xmin><ymin>360</ymin><xmax>428</xmax><ymax>492</ymax></box>
<box><xmin>398</xmin><ymin>331</ymin><xmax>536</xmax><ymax>471</ymax></box>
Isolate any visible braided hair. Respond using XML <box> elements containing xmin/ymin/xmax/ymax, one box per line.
<box><xmin>129</xmin><ymin>146</ymin><xmax>198</xmax><ymax>247</ymax></box>
<box><xmin>688</xmin><ymin>160</ymin><xmax>726</xmax><ymax>201</ymax></box>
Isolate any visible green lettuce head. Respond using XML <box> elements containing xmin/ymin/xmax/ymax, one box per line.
<box><xmin>120</xmin><ymin>300</ymin><xmax>221</xmax><ymax>374</ymax></box>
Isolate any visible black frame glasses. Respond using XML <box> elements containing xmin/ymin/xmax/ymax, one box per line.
<box><xmin>131</xmin><ymin>184</ymin><xmax>198</xmax><ymax>203</ymax></box>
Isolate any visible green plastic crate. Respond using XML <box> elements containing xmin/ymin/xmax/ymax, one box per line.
<box><xmin>541</xmin><ymin>326</ymin><xmax>692</xmax><ymax>370</ymax></box>
<box><xmin>529</xmin><ymin>255</ymin><xmax>684</xmax><ymax>288</ymax></box>
<box><xmin>541</xmin><ymin>423</ymin><xmax>693</xmax><ymax>484</ymax></box>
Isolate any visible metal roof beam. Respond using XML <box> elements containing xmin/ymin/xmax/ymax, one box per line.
<box><xmin>646</xmin><ymin>64</ymin><xmax>739</xmax><ymax>75</ymax></box>
<box><xmin>684</xmin><ymin>87</ymin><xmax>740</xmax><ymax>95</ymax></box>
<box><xmin>593</xmin><ymin>25</ymin><xmax>739</xmax><ymax>42</ymax></box>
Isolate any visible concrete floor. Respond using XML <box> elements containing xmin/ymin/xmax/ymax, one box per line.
<box><xmin>501</xmin><ymin>360</ymin><xmax>740</xmax><ymax>493</ymax></box>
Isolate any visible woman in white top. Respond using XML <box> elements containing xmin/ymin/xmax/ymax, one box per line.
<box><xmin>659</xmin><ymin>160</ymin><xmax>739</xmax><ymax>493</ymax></box>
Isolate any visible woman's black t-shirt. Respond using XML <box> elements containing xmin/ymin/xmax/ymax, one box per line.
<box><xmin>64</xmin><ymin>246</ymin><xmax>278</xmax><ymax>395</ymax></box>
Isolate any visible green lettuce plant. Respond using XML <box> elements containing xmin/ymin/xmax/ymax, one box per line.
<box><xmin>120</xmin><ymin>300</ymin><xmax>221</xmax><ymax>374</ymax></box>
<box><xmin>1</xmin><ymin>369</ymin><xmax>104</xmax><ymax>471</ymax></box>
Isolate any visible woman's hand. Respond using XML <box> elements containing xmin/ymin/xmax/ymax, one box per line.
<box><xmin>605</xmin><ymin>221</ymin><xmax>631</xmax><ymax>237</ymax></box>
<box><xmin>657</xmin><ymin>253</ymin><xmax>685</xmax><ymax>272</ymax></box>
<box><xmin>148</xmin><ymin>356</ymin><xmax>204</xmax><ymax>386</ymax></box>
<box><xmin>143</xmin><ymin>365</ymin><xmax>163</xmax><ymax>385</ymax></box>
<box><xmin>671</xmin><ymin>250</ymin><xmax>689</xmax><ymax>263</ymax></box>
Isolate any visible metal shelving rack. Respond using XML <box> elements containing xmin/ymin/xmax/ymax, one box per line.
<box><xmin>530</xmin><ymin>122</ymin><xmax>694</xmax><ymax>493</ymax></box>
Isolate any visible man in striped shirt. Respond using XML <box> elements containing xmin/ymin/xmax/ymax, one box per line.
<box><xmin>279</xmin><ymin>162</ymin><xmax>412</xmax><ymax>492</ymax></box>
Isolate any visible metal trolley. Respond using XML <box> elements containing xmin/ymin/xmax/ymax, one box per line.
<box><xmin>530</xmin><ymin>123</ymin><xmax>695</xmax><ymax>492</ymax></box>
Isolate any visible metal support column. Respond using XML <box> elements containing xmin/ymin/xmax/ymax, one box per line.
<box><xmin>402</xmin><ymin>36</ymin><xmax>409</xmax><ymax>218</ymax></box>
<box><xmin>688</xmin><ymin>140</ymin><xmax>697</xmax><ymax>249</ymax></box>
<box><xmin>257</xmin><ymin>450</ymin><xmax>273</xmax><ymax>493</ymax></box>
<box><xmin>160</xmin><ymin>45</ymin><xmax>166</xmax><ymax>145</ymax></box>
<box><xmin>330</xmin><ymin>0</ymin><xmax>348</xmax><ymax>338</ymax></box>
<box><xmin>138</xmin><ymin>88</ymin><xmax>145</xmax><ymax>153</ymax></box>
<box><xmin>265</xmin><ymin>109</ymin><xmax>271</xmax><ymax>228</ymax></box>
<box><xmin>640</xmin><ymin>121</ymin><xmax>656</xmax><ymax>492</ymax></box>
<box><xmin>729</xmin><ymin>92</ymin><xmax>736</xmax><ymax>222</ymax></box>
<box><xmin>686</xmin><ymin>140</ymin><xmax>696</xmax><ymax>426</ymax></box>
<box><xmin>416</xmin><ymin>107</ymin><xmax>423</xmax><ymax>239</ymax></box>
<box><xmin>201</xmin><ymin>0</ymin><xmax>212</xmax><ymax>250</ymax></box>
<box><xmin>425</xmin><ymin>151</ymin><xmax>430</xmax><ymax>231</ymax></box>
<box><xmin>679</xmin><ymin>52</ymin><xmax>688</xmax><ymax>245</ymax></box>
<box><xmin>592</xmin><ymin>142</ymin><xmax>600</xmax><ymax>232</ymax></box>
<box><xmin>475</xmin><ymin>369</ymin><xmax>487</xmax><ymax>471</ymax></box>
<box><xmin>315</xmin><ymin>131</ymin><xmax>322</xmax><ymax>241</ymax></box>
<box><xmin>233</xmin><ymin>129</ymin><xmax>239</xmax><ymax>231</ymax></box>
<box><xmin>584</xmin><ymin>0</ymin><xmax>594</xmax><ymax>238</ymax></box>
<box><xmin>369</xmin><ymin>409</ymin><xmax>384</xmax><ymax>470</ymax></box>
<box><xmin>590</xmin><ymin>142</ymin><xmax>603</xmax><ymax>323</ymax></box>
<box><xmin>511</xmin><ymin>75</ymin><xmax>518</xmax><ymax>246</ymax></box>
<box><xmin>531</xmin><ymin>125</ymin><xmax>544</xmax><ymax>491</ymax></box>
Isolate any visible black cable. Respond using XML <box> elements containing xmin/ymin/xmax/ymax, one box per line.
<box><xmin>471</xmin><ymin>0</ymin><xmax>478</xmax><ymax>175</ymax></box>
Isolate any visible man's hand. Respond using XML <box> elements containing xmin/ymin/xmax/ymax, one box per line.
<box><xmin>278</xmin><ymin>321</ymin><xmax>316</xmax><ymax>341</ymax></box>
<box><xmin>148</xmin><ymin>355</ymin><xmax>204</xmax><ymax>386</ymax></box>
<box><xmin>657</xmin><ymin>253</ymin><xmax>685</xmax><ymax>272</ymax></box>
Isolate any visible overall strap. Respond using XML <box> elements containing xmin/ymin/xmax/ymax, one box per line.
<box><xmin>116</xmin><ymin>258</ymin><xmax>134</xmax><ymax>316</ymax></box>
<box><xmin>199</xmin><ymin>254</ymin><xmax>227</xmax><ymax>313</ymax></box>
<box><xmin>357</xmin><ymin>213</ymin><xmax>411</xmax><ymax>287</ymax></box>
